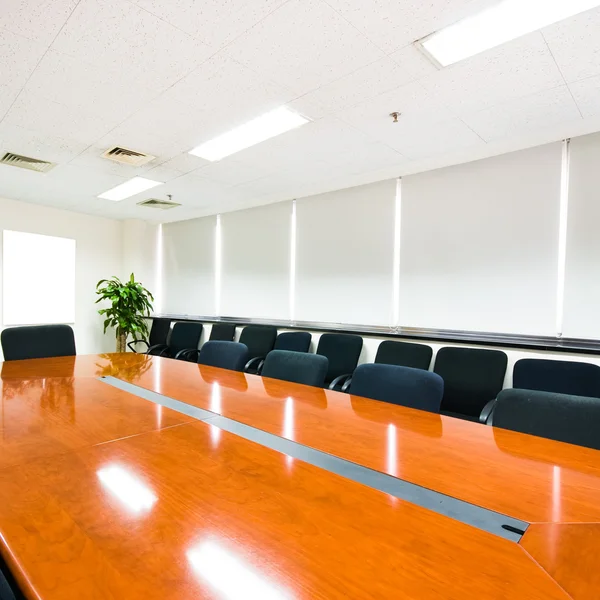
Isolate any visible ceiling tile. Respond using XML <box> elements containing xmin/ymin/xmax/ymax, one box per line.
<box><xmin>131</xmin><ymin>0</ymin><xmax>288</xmax><ymax>48</ymax></box>
<box><xmin>339</xmin><ymin>80</ymin><xmax>454</xmax><ymax>147</ymax></box>
<box><xmin>463</xmin><ymin>86</ymin><xmax>582</xmax><ymax>142</ymax></box>
<box><xmin>0</xmin><ymin>28</ymin><xmax>47</xmax><ymax>89</ymax></box>
<box><xmin>0</xmin><ymin>0</ymin><xmax>78</xmax><ymax>45</ymax></box>
<box><xmin>0</xmin><ymin>84</ymin><xmax>20</xmax><ymax>121</ymax></box>
<box><xmin>384</xmin><ymin>117</ymin><xmax>484</xmax><ymax>160</ymax></box>
<box><xmin>225</xmin><ymin>0</ymin><xmax>384</xmax><ymax>95</ymax></box>
<box><xmin>543</xmin><ymin>7</ymin><xmax>600</xmax><ymax>83</ymax></box>
<box><xmin>157</xmin><ymin>153</ymin><xmax>209</xmax><ymax>174</ymax></box>
<box><xmin>51</xmin><ymin>0</ymin><xmax>213</xmax><ymax>92</ymax></box>
<box><xmin>419</xmin><ymin>33</ymin><xmax>564</xmax><ymax>115</ymax></box>
<box><xmin>324</xmin><ymin>0</ymin><xmax>482</xmax><ymax>54</ymax></box>
<box><xmin>195</xmin><ymin>158</ymin><xmax>276</xmax><ymax>187</ymax></box>
<box><xmin>0</xmin><ymin>122</ymin><xmax>88</xmax><ymax>163</ymax></box>
<box><xmin>25</xmin><ymin>50</ymin><xmax>159</xmax><ymax>123</ymax></box>
<box><xmin>144</xmin><ymin>164</ymin><xmax>186</xmax><ymax>183</ymax></box>
<box><xmin>300</xmin><ymin>56</ymin><xmax>419</xmax><ymax>112</ymax></box>
<box><xmin>2</xmin><ymin>91</ymin><xmax>119</xmax><ymax>146</ymax></box>
<box><xmin>388</xmin><ymin>44</ymin><xmax>439</xmax><ymax>81</ymax></box>
<box><xmin>45</xmin><ymin>164</ymin><xmax>129</xmax><ymax>196</ymax></box>
<box><xmin>569</xmin><ymin>75</ymin><xmax>600</xmax><ymax>118</ymax></box>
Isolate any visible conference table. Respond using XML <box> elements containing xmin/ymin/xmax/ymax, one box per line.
<box><xmin>0</xmin><ymin>354</ymin><xmax>598</xmax><ymax>599</ymax></box>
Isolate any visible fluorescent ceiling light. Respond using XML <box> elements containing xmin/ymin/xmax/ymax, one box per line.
<box><xmin>420</xmin><ymin>0</ymin><xmax>600</xmax><ymax>67</ymax></box>
<box><xmin>98</xmin><ymin>176</ymin><xmax>162</xmax><ymax>201</ymax></box>
<box><xmin>189</xmin><ymin>106</ymin><xmax>309</xmax><ymax>161</ymax></box>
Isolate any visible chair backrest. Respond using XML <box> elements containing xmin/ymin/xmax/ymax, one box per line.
<box><xmin>513</xmin><ymin>359</ymin><xmax>600</xmax><ymax>398</ymax></box>
<box><xmin>493</xmin><ymin>388</ymin><xmax>600</xmax><ymax>450</ymax></box>
<box><xmin>148</xmin><ymin>318</ymin><xmax>172</xmax><ymax>346</ymax></box>
<box><xmin>273</xmin><ymin>331</ymin><xmax>312</xmax><ymax>353</ymax></box>
<box><xmin>375</xmin><ymin>340</ymin><xmax>432</xmax><ymax>370</ymax></box>
<box><xmin>349</xmin><ymin>363</ymin><xmax>444</xmax><ymax>413</ymax></box>
<box><xmin>1</xmin><ymin>324</ymin><xmax>76</xmax><ymax>361</ymax></box>
<box><xmin>261</xmin><ymin>350</ymin><xmax>329</xmax><ymax>387</ymax></box>
<box><xmin>209</xmin><ymin>323</ymin><xmax>237</xmax><ymax>341</ymax></box>
<box><xmin>316</xmin><ymin>333</ymin><xmax>363</xmax><ymax>384</ymax></box>
<box><xmin>238</xmin><ymin>325</ymin><xmax>277</xmax><ymax>359</ymax></box>
<box><xmin>198</xmin><ymin>341</ymin><xmax>249</xmax><ymax>372</ymax></box>
<box><xmin>433</xmin><ymin>347</ymin><xmax>507</xmax><ymax>418</ymax></box>
<box><xmin>169</xmin><ymin>322</ymin><xmax>203</xmax><ymax>354</ymax></box>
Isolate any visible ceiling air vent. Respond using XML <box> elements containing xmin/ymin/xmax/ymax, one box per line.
<box><xmin>137</xmin><ymin>198</ymin><xmax>180</xmax><ymax>210</ymax></box>
<box><xmin>0</xmin><ymin>152</ymin><xmax>56</xmax><ymax>173</ymax></box>
<box><xmin>101</xmin><ymin>146</ymin><xmax>156</xmax><ymax>167</ymax></box>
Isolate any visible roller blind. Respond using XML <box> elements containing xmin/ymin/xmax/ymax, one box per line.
<box><xmin>399</xmin><ymin>143</ymin><xmax>561</xmax><ymax>334</ymax></box>
<box><xmin>162</xmin><ymin>216</ymin><xmax>215</xmax><ymax>315</ymax></box>
<box><xmin>563</xmin><ymin>133</ymin><xmax>600</xmax><ymax>338</ymax></box>
<box><xmin>295</xmin><ymin>179</ymin><xmax>396</xmax><ymax>325</ymax></box>
<box><xmin>221</xmin><ymin>201</ymin><xmax>291</xmax><ymax>319</ymax></box>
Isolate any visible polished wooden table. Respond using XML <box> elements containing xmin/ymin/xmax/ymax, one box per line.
<box><xmin>0</xmin><ymin>354</ymin><xmax>598</xmax><ymax>599</ymax></box>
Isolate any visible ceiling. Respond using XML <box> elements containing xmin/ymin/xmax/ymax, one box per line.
<box><xmin>2</xmin><ymin>0</ymin><xmax>600</xmax><ymax>223</ymax></box>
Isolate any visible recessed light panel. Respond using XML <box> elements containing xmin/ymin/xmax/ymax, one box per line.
<box><xmin>98</xmin><ymin>177</ymin><xmax>163</xmax><ymax>201</ymax></box>
<box><xmin>189</xmin><ymin>106</ymin><xmax>309</xmax><ymax>162</ymax></box>
<box><xmin>420</xmin><ymin>0</ymin><xmax>600</xmax><ymax>67</ymax></box>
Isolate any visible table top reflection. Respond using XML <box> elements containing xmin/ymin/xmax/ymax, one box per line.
<box><xmin>0</xmin><ymin>353</ymin><xmax>598</xmax><ymax>600</ymax></box>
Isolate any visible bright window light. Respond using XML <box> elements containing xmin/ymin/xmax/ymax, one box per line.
<box><xmin>3</xmin><ymin>230</ymin><xmax>75</xmax><ymax>326</ymax></box>
<box><xmin>98</xmin><ymin>177</ymin><xmax>162</xmax><ymax>201</ymax></box>
<box><xmin>97</xmin><ymin>465</ymin><xmax>157</xmax><ymax>515</ymax></box>
<box><xmin>189</xmin><ymin>107</ymin><xmax>309</xmax><ymax>161</ymax></box>
<box><xmin>187</xmin><ymin>541</ymin><xmax>292</xmax><ymax>600</ymax></box>
<box><xmin>420</xmin><ymin>0</ymin><xmax>600</xmax><ymax>67</ymax></box>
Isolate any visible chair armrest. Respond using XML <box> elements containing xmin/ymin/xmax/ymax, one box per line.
<box><xmin>244</xmin><ymin>356</ymin><xmax>265</xmax><ymax>373</ymax></box>
<box><xmin>341</xmin><ymin>377</ymin><xmax>352</xmax><ymax>393</ymax></box>
<box><xmin>127</xmin><ymin>339</ymin><xmax>149</xmax><ymax>353</ymax></box>
<box><xmin>147</xmin><ymin>344</ymin><xmax>169</xmax><ymax>356</ymax></box>
<box><xmin>256</xmin><ymin>359</ymin><xmax>265</xmax><ymax>375</ymax></box>
<box><xmin>479</xmin><ymin>399</ymin><xmax>497</xmax><ymax>424</ymax></box>
<box><xmin>329</xmin><ymin>374</ymin><xmax>352</xmax><ymax>391</ymax></box>
<box><xmin>174</xmin><ymin>348</ymin><xmax>200</xmax><ymax>362</ymax></box>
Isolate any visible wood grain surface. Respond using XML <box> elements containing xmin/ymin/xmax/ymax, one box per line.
<box><xmin>103</xmin><ymin>353</ymin><xmax>600</xmax><ymax>524</ymax></box>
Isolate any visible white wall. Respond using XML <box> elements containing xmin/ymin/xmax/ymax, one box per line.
<box><xmin>0</xmin><ymin>196</ymin><xmax>123</xmax><ymax>356</ymax></box>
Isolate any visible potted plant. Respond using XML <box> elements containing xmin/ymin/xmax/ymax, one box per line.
<box><xmin>95</xmin><ymin>274</ymin><xmax>154</xmax><ymax>352</ymax></box>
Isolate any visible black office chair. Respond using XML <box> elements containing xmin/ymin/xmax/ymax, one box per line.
<box><xmin>261</xmin><ymin>350</ymin><xmax>329</xmax><ymax>387</ymax></box>
<box><xmin>433</xmin><ymin>347</ymin><xmax>507</xmax><ymax>422</ymax></box>
<box><xmin>316</xmin><ymin>333</ymin><xmax>363</xmax><ymax>390</ymax></box>
<box><xmin>489</xmin><ymin>388</ymin><xmax>600</xmax><ymax>451</ymax></box>
<box><xmin>1</xmin><ymin>324</ymin><xmax>76</xmax><ymax>361</ymax></box>
<box><xmin>127</xmin><ymin>318</ymin><xmax>171</xmax><ymax>353</ymax></box>
<box><xmin>147</xmin><ymin>322</ymin><xmax>203</xmax><ymax>361</ymax></box>
<box><xmin>349</xmin><ymin>363</ymin><xmax>444</xmax><ymax>413</ymax></box>
<box><xmin>238</xmin><ymin>325</ymin><xmax>277</xmax><ymax>373</ymax></box>
<box><xmin>197</xmin><ymin>341</ymin><xmax>249</xmax><ymax>372</ymax></box>
<box><xmin>209</xmin><ymin>323</ymin><xmax>237</xmax><ymax>341</ymax></box>
<box><xmin>273</xmin><ymin>332</ymin><xmax>312</xmax><ymax>353</ymax></box>
<box><xmin>375</xmin><ymin>340</ymin><xmax>433</xmax><ymax>370</ymax></box>
<box><xmin>513</xmin><ymin>359</ymin><xmax>600</xmax><ymax>398</ymax></box>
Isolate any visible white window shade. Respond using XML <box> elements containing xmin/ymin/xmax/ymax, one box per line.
<box><xmin>3</xmin><ymin>230</ymin><xmax>75</xmax><ymax>325</ymax></box>
<box><xmin>221</xmin><ymin>202</ymin><xmax>292</xmax><ymax>319</ymax></box>
<box><xmin>399</xmin><ymin>143</ymin><xmax>561</xmax><ymax>334</ymax></box>
<box><xmin>295</xmin><ymin>180</ymin><xmax>395</xmax><ymax>325</ymax></box>
<box><xmin>562</xmin><ymin>133</ymin><xmax>600</xmax><ymax>338</ymax></box>
<box><xmin>162</xmin><ymin>216</ymin><xmax>215</xmax><ymax>315</ymax></box>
